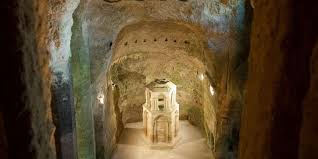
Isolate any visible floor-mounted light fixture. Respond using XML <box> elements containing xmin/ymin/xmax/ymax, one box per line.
<box><xmin>97</xmin><ymin>91</ymin><xmax>105</xmax><ymax>104</ymax></box>
<box><xmin>199</xmin><ymin>73</ymin><xmax>204</xmax><ymax>81</ymax></box>
<box><xmin>209</xmin><ymin>85</ymin><xmax>215</xmax><ymax>96</ymax></box>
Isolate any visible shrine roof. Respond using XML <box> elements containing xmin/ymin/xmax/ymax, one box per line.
<box><xmin>146</xmin><ymin>79</ymin><xmax>176</xmax><ymax>92</ymax></box>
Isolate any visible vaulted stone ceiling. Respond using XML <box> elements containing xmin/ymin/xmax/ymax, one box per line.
<box><xmin>109</xmin><ymin>21</ymin><xmax>206</xmax><ymax>123</ymax></box>
<box><xmin>83</xmin><ymin>0</ymin><xmax>248</xmax><ymax>81</ymax></box>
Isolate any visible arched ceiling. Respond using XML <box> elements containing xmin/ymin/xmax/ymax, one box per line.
<box><xmin>82</xmin><ymin>0</ymin><xmax>249</xmax><ymax>124</ymax></box>
<box><xmin>83</xmin><ymin>0</ymin><xmax>246</xmax><ymax>81</ymax></box>
<box><xmin>109</xmin><ymin>21</ymin><xmax>206</xmax><ymax>123</ymax></box>
<box><xmin>70</xmin><ymin>0</ymin><xmax>250</xmax><ymax>126</ymax></box>
<box><xmin>111</xmin><ymin>21</ymin><xmax>205</xmax><ymax>62</ymax></box>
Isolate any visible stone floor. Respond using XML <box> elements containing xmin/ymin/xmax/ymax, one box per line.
<box><xmin>112</xmin><ymin>120</ymin><xmax>214</xmax><ymax>159</ymax></box>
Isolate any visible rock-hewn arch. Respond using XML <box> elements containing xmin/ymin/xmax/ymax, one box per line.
<box><xmin>108</xmin><ymin>21</ymin><xmax>208</xmax><ymax>127</ymax></box>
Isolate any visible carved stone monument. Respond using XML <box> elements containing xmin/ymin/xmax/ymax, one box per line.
<box><xmin>143</xmin><ymin>79</ymin><xmax>179</xmax><ymax>147</ymax></box>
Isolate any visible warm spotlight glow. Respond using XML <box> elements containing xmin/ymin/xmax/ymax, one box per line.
<box><xmin>97</xmin><ymin>92</ymin><xmax>104</xmax><ymax>104</ymax></box>
<box><xmin>209</xmin><ymin>85</ymin><xmax>215</xmax><ymax>96</ymax></box>
<box><xmin>199</xmin><ymin>74</ymin><xmax>204</xmax><ymax>81</ymax></box>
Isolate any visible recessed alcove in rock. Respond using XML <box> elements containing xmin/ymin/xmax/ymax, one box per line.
<box><xmin>107</xmin><ymin>21</ymin><xmax>214</xmax><ymax>158</ymax></box>
<box><xmin>111</xmin><ymin>79</ymin><xmax>213</xmax><ymax>159</ymax></box>
<box><xmin>75</xmin><ymin>1</ymin><xmax>252</xmax><ymax>157</ymax></box>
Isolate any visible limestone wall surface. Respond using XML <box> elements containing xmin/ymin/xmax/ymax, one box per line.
<box><xmin>2</xmin><ymin>0</ymin><xmax>57</xmax><ymax>158</ymax></box>
<box><xmin>239</xmin><ymin>1</ymin><xmax>318</xmax><ymax>159</ymax></box>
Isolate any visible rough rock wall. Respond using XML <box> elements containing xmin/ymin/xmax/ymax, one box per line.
<box><xmin>91</xmin><ymin>74</ymin><xmax>107</xmax><ymax>159</ymax></box>
<box><xmin>296</xmin><ymin>2</ymin><xmax>318</xmax><ymax>159</ymax></box>
<box><xmin>90</xmin><ymin>68</ymin><xmax>124</xmax><ymax>159</ymax></box>
<box><xmin>103</xmin><ymin>78</ymin><xmax>125</xmax><ymax>158</ymax></box>
<box><xmin>49</xmin><ymin>0</ymin><xmax>80</xmax><ymax>79</ymax></box>
<box><xmin>3</xmin><ymin>0</ymin><xmax>34</xmax><ymax>158</ymax></box>
<box><xmin>202</xmin><ymin>74</ymin><xmax>219</xmax><ymax>154</ymax></box>
<box><xmin>24</xmin><ymin>0</ymin><xmax>57</xmax><ymax>158</ymax></box>
<box><xmin>48</xmin><ymin>0</ymin><xmax>80</xmax><ymax>159</ymax></box>
<box><xmin>298</xmin><ymin>29</ymin><xmax>318</xmax><ymax>159</ymax></box>
<box><xmin>213</xmin><ymin>4</ymin><xmax>251</xmax><ymax>159</ymax></box>
<box><xmin>2</xmin><ymin>0</ymin><xmax>57</xmax><ymax>158</ymax></box>
<box><xmin>239</xmin><ymin>0</ymin><xmax>318</xmax><ymax>159</ymax></box>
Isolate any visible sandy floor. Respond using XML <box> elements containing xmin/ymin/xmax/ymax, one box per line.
<box><xmin>112</xmin><ymin>121</ymin><xmax>214</xmax><ymax>159</ymax></box>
